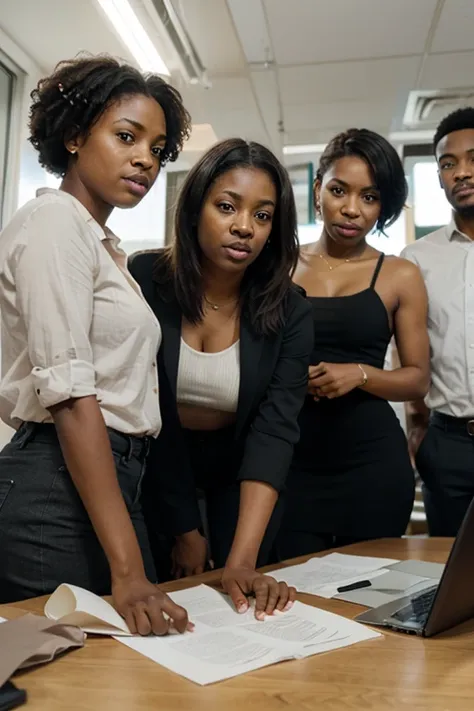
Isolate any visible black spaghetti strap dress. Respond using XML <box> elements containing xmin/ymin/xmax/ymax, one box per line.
<box><xmin>277</xmin><ymin>254</ymin><xmax>415</xmax><ymax>558</ymax></box>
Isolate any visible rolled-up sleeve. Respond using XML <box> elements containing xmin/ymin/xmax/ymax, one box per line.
<box><xmin>15</xmin><ymin>203</ymin><xmax>98</xmax><ymax>409</ymax></box>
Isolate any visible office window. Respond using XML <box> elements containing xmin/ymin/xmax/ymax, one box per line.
<box><xmin>0</xmin><ymin>60</ymin><xmax>14</xmax><ymax>228</ymax></box>
<box><xmin>413</xmin><ymin>161</ymin><xmax>451</xmax><ymax>234</ymax></box>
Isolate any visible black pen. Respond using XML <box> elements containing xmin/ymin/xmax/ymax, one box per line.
<box><xmin>337</xmin><ymin>579</ymin><xmax>372</xmax><ymax>593</ymax></box>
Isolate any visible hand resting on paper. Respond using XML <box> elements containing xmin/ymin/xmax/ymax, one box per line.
<box><xmin>221</xmin><ymin>566</ymin><xmax>296</xmax><ymax>620</ymax></box>
<box><xmin>112</xmin><ymin>576</ymin><xmax>194</xmax><ymax>636</ymax></box>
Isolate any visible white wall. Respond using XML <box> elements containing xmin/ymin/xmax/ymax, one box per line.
<box><xmin>0</xmin><ymin>29</ymin><xmax>43</xmax><ymax>447</ymax></box>
<box><xmin>0</xmin><ymin>27</ymin><xmax>43</xmax><ymax>224</ymax></box>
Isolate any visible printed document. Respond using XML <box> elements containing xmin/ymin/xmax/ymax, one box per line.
<box><xmin>44</xmin><ymin>582</ymin><xmax>381</xmax><ymax>684</ymax></box>
<box><xmin>270</xmin><ymin>552</ymin><xmax>400</xmax><ymax>598</ymax></box>
<box><xmin>117</xmin><ymin>584</ymin><xmax>381</xmax><ymax>684</ymax></box>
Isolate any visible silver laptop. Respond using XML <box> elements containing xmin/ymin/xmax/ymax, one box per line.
<box><xmin>356</xmin><ymin>497</ymin><xmax>474</xmax><ymax>637</ymax></box>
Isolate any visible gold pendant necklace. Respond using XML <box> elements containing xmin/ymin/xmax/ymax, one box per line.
<box><xmin>318</xmin><ymin>253</ymin><xmax>352</xmax><ymax>271</ymax></box>
<box><xmin>204</xmin><ymin>295</ymin><xmax>238</xmax><ymax>311</ymax></box>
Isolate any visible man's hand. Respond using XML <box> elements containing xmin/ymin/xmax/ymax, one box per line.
<box><xmin>407</xmin><ymin>423</ymin><xmax>427</xmax><ymax>468</ymax></box>
<box><xmin>172</xmin><ymin>529</ymin><xmax>208</xmax><ymax>579</ymax></box>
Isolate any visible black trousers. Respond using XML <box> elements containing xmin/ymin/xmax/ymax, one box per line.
<box><xmin>0</xmin><ymin>423</ymin><xmax>156</xmax><ymax>603</ymax></box>
<box><xmin>416</xmin><ymin>413</ymin><xmax>474</xmax><ymax>537</ymax></box>
<box><xmin>148</xmin><ymin>426</ymin><xmax>284</xmax><ymax>576</ymax></box>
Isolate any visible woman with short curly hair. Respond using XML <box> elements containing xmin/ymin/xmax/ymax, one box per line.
<box><xmin>0</xmin><ymin>54</ymin><xmax>192</xmax><ymax>636</ymax></box>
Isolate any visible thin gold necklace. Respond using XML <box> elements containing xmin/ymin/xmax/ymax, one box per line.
<box><xmin>318</xmin><ymin>253</ymin><xmax>351</xmax><ymax>271</ymax></box>
<box><xmin>317</xmin><ymin>249</ymin><xmax>366</xmax><ymax>271</ymax></box>
<box><xmin>204</xmin><ymin>295</ymin><xmax>239</xmax><ymax>311</ymax></box>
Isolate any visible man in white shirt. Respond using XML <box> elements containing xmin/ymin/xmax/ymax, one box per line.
<box><xmin>402</xmin><ymin>107</ymin><xmax>474</xmax><ymax>536</ymax></box>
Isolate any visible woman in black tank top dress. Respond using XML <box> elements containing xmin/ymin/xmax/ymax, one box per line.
<box><xmin>277</xmin><ymin>129</ymin><xmax>431</xmax><ymax>558</ymax></box>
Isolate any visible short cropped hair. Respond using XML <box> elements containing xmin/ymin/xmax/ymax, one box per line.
<box><xmin>433</xmin><ymin>107</ymin><xmax>474</xmax><ymax>153</ymax></box>
<box><xmin>29</xmin><ymin>54</ymin><xmax>191</xmax><ymax>177</ymax></box>
<box><xmin>317</xmin><ymin>128</ymin><xmax>407</xmax><ymax>233</ymax></box>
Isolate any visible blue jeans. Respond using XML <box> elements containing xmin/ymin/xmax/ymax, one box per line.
<box><xmin>0</xmin><ymin>423</ymin><xmax>156</xmax><ymax>603</ymax></box>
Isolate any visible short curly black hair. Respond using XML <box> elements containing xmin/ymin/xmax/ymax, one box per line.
<box><xmin>433</xmin><ymin>107</ymin><xmax>474</xmax><ymax>153</ymax></box>
<box><xmin>29</xmin><ymin>54</ymin><xmax>191</xmax><ymax>177</ymax></box>
<box><xmin>317</xmin><ymin>128</ymin><xmax>407</xmax><ymax>233</ymax></box>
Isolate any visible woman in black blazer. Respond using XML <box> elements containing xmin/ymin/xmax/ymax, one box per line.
<box><xmin>130</xmin><ymin>138</ymin><xmax>313</xmax><ymax>618</ymax></box>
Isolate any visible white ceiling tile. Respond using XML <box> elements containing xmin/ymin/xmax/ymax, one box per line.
<box><xmin>283</xmin><ymin>99</ymin><xmax>396</xmax><ymax>133</ymax></box>
<box><xmin>0</xmin><ymin>0</ymin><xmax>133</xmax><ymax>70</ymax></box>
<box><xmin>284</xmin><ymin>124</ymin><xmax>390</xmax><ymax>149</ymax></box>
<box><xmin>249</xmin><ymin>69</ymin><xmax>283</xmax><ymax>146</ymax></box>
<box><xmin>264</xmin><ymin>0</ymin><xmax>437</xmax><ymax>64</ymax></box>
<box><xmin>421</xmin><ymin>51</ymin><xmax>474</xmax><ymax>89</ymax></box>
<box><xmin>179</xmin><ymin>78</ymin><xmax>267</xmax><ymax>144</ymax></box>
<box><xmin>278</xmin><ymin>56</ymin><xmax>419</xmax><ymax>105</ymax></box>
<box><xmin>170</xmin><ymin>0</ymin><xmax>246</xmax><ymax>73</ymax></box>
<box><xmin>181</xmin><ymin>77</ymin><xmax>256</xmax><ymax>118</ymax></box>
<box><xmin>226</xmin><ymin>0</ymin><xmax>273</xmax><ymax>64</ymax></box>
<box><xmin>431</xmin><ymin>0</ymin><xmax>474</xmax><ymax>53</ymax></box>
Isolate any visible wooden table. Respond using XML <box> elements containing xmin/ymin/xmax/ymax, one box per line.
<box><xmin>2</xmin><ymin>537</ymin><xmax>474</xmax><ymax>711</ymax></box>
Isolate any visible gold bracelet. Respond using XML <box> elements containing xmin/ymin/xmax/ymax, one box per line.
<box><xmin>357</xmin><ymin>363</ymin><xmax>368</xmax><ymax>386</ymax></box>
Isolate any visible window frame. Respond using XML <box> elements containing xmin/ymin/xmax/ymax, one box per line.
<box><xmin>0</xmin><ymin>46</ymin><xmax>25</xmax><ymax>228</ymax></box>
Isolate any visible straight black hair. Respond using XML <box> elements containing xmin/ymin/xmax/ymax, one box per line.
<box><xmin>317</xmin><ymin>128</ymin><xmax>407</xmax><ymax>233</ymax></box>
<box><xmin>155</xmin><ymin>138</ymin><xmax>299</xmax><ymax>336</ymax></box>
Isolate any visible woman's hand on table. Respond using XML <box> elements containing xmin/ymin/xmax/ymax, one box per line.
<box><xmin>221</xmin><ymin>566</ymin><xmax>296</xmax><ymax>620</ymax></box>
<box><xmin>112</xmin><ymin>575</ymin><xmax>194</xmax><ymax>636</ymax></box>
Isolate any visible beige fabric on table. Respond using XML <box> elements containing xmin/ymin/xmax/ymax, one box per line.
<box><xmin>0</xmin><ymin>614</ymin><xmax>85</xmax><ymax>686</ymax></box>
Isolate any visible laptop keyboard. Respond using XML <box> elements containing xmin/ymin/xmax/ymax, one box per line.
<box><xmin>391</xmin><ymin>586</ymin><xmax>438</xmax><ymax>626</ymax></box>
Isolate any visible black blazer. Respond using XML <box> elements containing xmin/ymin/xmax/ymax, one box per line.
<box><xmin>129</xmin><ymin>251</ymin><xmax>313</xmax><ymax>535</ymax></box>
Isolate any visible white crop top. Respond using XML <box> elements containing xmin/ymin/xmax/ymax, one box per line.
<box><xmin>176</xmin><ymin>338</ymin><xmax>240</xmax><ymax>413</ymax></box>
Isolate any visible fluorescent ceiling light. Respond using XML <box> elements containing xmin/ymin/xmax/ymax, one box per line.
<box><xmin>283</xmin><ymin>144</ymin><xmax>327</xmax><ymax>155</ymax></box>
<box><xmin>389</xmin><ymin>130</ymin><xmax>434</xmax><ymax>143</ymax></box>
<box><xmin>96</xmin><ymin>0</ymin><xmax>170</xmax><ymax>75</ymax></box>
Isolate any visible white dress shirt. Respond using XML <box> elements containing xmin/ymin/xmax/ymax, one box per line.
<box><xmin>402</xmin><ymin>218</ymin><xmax>474</xmax><ymax>418</ymax></box>
<box><xmin>0</xmin><ymin>188</ymin><xmax>162</xmax><ymax>436</ymax></box>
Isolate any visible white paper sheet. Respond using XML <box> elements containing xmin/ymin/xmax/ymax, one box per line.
<box><xmin>117</xmin><ymin>584</ymin><xmax>381</xmax><ymax>685</ymax></box>
<box><xmin>44</xmin><ymin>583</ymin><xmax>131</xmax><ymax>635</ymax></box>
<box><xmin>271</xmin><ymin>552</ymin><xmax>400</xmax><ymax>598</ymax></box>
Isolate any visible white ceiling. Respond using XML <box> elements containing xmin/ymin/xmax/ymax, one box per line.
<box><xmin>1</xmin><ymin>0</ymin><xmax>474</xmax><ymax>173</ymax></box>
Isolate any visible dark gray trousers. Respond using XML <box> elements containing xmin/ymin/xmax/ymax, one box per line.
<box><xmin>0</xmin><ymin>423</ymin><xmax>156</xmax><ymax>603</ymax></box>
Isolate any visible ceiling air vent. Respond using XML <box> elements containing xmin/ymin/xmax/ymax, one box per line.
<box><xmin>403</xmin><ymin>88</ymin><xmax>474</xmax><ymax>129</ymax></box>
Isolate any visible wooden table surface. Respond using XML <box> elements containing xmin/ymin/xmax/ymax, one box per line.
<box><xmin>2</xmin><ymin>537</ymin><xmax>474</xmax><ymax>711</ymax></box>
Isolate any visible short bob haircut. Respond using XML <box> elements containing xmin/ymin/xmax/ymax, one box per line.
<box><xmin>433</xmin><ymin>107</ymin><xmax>474</xmax><ymax>152</ymax></box>
<box><xmin>29</xmin><ymin>54</ymin><xmax>191</xmax><ymax>177</ymax></box>
<box><xmin>154</xmin><ymin>138</ymin><xmax>299</xmax><ymax>336</ymax></box>
<box><xmin>316</xmin><ymin>128</ymin><xmax>407</xmax><ymax>233</ymax></box>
